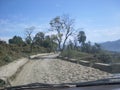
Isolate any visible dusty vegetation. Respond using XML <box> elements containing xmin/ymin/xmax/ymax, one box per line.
<box><xmin>0</xmin><ymin>15</ymin><xmax>120</xmax><ymax>67</ymax></box>
<box><xmin>0</xmin><ymin>37</ymin><xmax>55</xmax><ymax>66</ymax></box>
<box><xmin>61</xmin><ymin>49</ymin><xmax>120</xmax><ymax>64</ymax></box>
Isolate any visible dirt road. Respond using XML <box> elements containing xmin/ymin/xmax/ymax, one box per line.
<box><xmin>0</xmin><ymin>58</ymin><xmax>28</xmax><ymax>81</ymax></box>
<box><xmin>11</xmin><ymin>54</ymin><xmax>111</xmax><ymax>86</ymax></box>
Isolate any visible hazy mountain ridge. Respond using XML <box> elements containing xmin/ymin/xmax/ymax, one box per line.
<box><xmin>100</xmin><ymin>39</ymin><xmax>120</xmax><ymax>52</ymax></box>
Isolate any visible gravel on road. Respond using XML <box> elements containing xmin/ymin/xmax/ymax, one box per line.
<box><xmin>11</xmin><ymin>54</ymin><xmax>111</xmax><ymax>86</ymax></box>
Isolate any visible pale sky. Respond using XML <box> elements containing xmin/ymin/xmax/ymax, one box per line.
<box><xmin>0</xmin><ymin>0</ymin><xmax>120</xmax><ymax>42</ymax></box>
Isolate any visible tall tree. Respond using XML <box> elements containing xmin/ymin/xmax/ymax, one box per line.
<box><xmin>33</xmin><ymin>32</ymin><xmax>45</xmax><ymax>46</ymax></box>
<box><xmin>82</xmin><ymin>41</ymin><xmax>91</xmax><ymax>53</ymax></box>
<box><xmin>67</xmin><ymin>40</ymin><xmax>74</xmax><ymax>50</ymax></box>
<box><xmin>25</xmin><ymin>26</ymin><xmax>35</xmax><ymax>52</ymax></box>
<box><xmin>50</xmin><ymin>34</ymin><xmax>58</xmax><ymax>52</ymax></box>
<box><xmin>77</xmin><ymin>31</ymin><xmax>86</xmax><ymax>46</ymax></box>
<box><xmin>9</xmin><ymin>36</ymin><xmax>24</xmax><ymax>46</ymax></box>
<box><xmin>50</xmin><ymin>15</ymin><xmax>75</xmax><ymax>51</ymax></box>
<box><xmin>50</xmin><ymin>16</ymin><xmax>63</xmax><ymax>51</ymax></box>
<box><xmin>43</xmin><ymin>35</ymin><xmax>51</xmax><ymax>48</ymax></box>
<box><xmin>73</xmin><ymin>37</ymin><xmax>78</xmax><ymax>50</ymax></box>
<box><xmin>62</xmin><ymin>15</ymin><xmax>75</xmax><ymax>51</ymax></box>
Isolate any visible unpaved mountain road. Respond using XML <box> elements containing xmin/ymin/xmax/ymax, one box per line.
<box><xmin>11</xmin><ymin>53</ymin><xmax>111</xmax><ymax>86</ymax></box>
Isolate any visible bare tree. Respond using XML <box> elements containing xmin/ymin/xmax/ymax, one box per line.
<box><xmin>25</xmin><ymin>26</ymin><xmax>35</xmax><ymax>52</ymax></box>
<box><xmin>50</xmin><ymin>16</ymin><xmax>63</xmax><ymax>51</ymax></box>
<box><xmin>73</xmin><ymin>36</ymin><xmax>78</xmax><ymax>50</ymax></box>
<box><xmin>62</xmin><ymin>15</ymin><xmax>75</xmax><ymax>51</ymax></box>
<box><xmin>77</xmin><ymin>31</ymin><xmax>86</xmax><ymax>45</ymax></box>
<box><xmin>50</xmin><ymin>15</ymin><xmax>75</xmax><ymax>51</ymax></box>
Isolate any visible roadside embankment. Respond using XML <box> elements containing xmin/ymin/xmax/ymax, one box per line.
<box><xmin>0</xmin><ymin>58</ymin><xmax>29</xmax><ymax>87</ymax></box>
<box><xmin>58</xmin><ymin>56</ymin><xmax>120</xmax><ymax>73</ymax></box>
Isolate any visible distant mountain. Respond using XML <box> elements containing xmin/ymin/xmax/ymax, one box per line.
<box><xmin>100</xmin><ymin>39</ymin><xmax>120</xmax><ymax>52</ymax></box>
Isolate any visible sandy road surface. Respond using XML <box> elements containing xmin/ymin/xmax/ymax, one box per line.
<box><xmin>0</xmin><ymin>58</ymin><xmax>28</xmax><ymax>80</ymax></box>
<box><xmin>11</xmin><ymin>54</ymin><xmax>111</xmax><ymax>86</ymax></box>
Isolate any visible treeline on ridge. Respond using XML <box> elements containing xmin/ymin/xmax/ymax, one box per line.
<box><xmin>0</xmin><ymin>15</ymin><xmax>120</xmax><ymax>66</ymax></box>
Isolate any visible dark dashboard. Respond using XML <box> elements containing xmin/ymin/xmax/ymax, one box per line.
<box><xmin>4</xmin><ymin>77</ymin><xmax>120</xmax><ymax>90</ymax></box>
<box><xmin>5</xmin><ymin>84</ymin><xmax>120</xmax><ymax>90</ymax></box>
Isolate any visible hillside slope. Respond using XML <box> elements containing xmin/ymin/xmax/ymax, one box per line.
<box><xmin>100</xmin><ymin>39</ymin><xmax>120</xmax><ymax>52</ymax></box>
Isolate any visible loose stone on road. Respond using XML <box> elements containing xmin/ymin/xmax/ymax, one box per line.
<box><xmin>11</xmin><ymin>54</ymin><xmax>111</xmax><ymax>86</ymax></box>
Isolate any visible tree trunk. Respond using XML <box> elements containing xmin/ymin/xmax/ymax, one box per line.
<box><xmin>62</xmin><ymin>38</ymin><xmax>67</xmax><ymax>51</ymax></box>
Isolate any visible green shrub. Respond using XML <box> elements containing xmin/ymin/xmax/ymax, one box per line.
<box><xmin>95</xmin><ymin>53</ymin><xmax>112</xmax><ymax>64</ymax></box>
<box><xmin>3</xmin><ymin>55</ymin><xmax>12</xmax><ymax>63</ymax></box>
<box><xmin>61</xmin><ymin>49</ymin><xmax>93</xmax><ymax>59</ymax></box>
<box><xmin>0</xmin><ymin>79</ymin><xmax>6</xmax><ymax>87</ymax></box>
